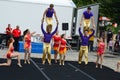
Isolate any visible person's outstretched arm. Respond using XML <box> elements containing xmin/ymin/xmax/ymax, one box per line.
<box><xmin>51</xmin><ymin>23</ymin><xmax>58</xmax><ymax>36</ymax></box>
<box><xmin>78</xmin><ymin>26</ymin><xmax>83</xmax><ymax>39</ymax></box>
<box><xmin>80</xmin><ymin>14</ymin><xmax>84</xmax><ymax>26</ymax></box>
<box><xmin>41</xmin><ymin>23</ymin><xmax>46</xmax><ymax>35</ymax></box>
<box><xmin>31</xmin><ymin>32</ymin><xmax>36</xmax><ymax>36</ymax></box>
<box><xmin>54</xmin><ymin>10</ymin><xmax>59</xmax><ymax>24</ymax></box>
<box><xmin>91</xmin><ymin>16</ymin><xmax>95</xmax><ymax>27</ymax></box>
<box><xmin>41</xmin><ymin>9</ymin><xmax>48</xmax><ymax>23</ymax></box>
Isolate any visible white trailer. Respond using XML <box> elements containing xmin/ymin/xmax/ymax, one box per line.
<box><xmin>0</xmin><ymin>0</ymin><xmax>76</xmax><ymax>37</ymax></box>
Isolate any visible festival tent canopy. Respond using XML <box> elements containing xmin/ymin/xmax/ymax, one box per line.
<box><xmin>99</xmin><ymin>16</ymin><xmax>110</xmax><ymax>21</ymax></box>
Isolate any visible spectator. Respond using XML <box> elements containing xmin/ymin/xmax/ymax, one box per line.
<box><xmin>12</xmin><ymin>25</ymin><xmax>21</xmax><ymax>51</ymax></box>
<box><xmin>107</xmin><ymin>28</ymin><xmax>113</xmax><ymax>48</ymax></box>
<box><xmin>115</xmin><ymin>30</ymin><xmax>120</xmax><ymax>53</ymax></box>
<box><xmin>5</xmin><ymin>24</ymin><xmax>12</xmax><ymax>46</ymax></box>
<box><xmin>114</xmin><ymin>40</ymin><xmax>119</xmax><ymax>52</ymax></box>
<box><xmin>108</xmin><ymin>38</ymin><xmax>114</xmax><ymax>53</ymax></box>
<box><xmin>88</xmin><ymin>28</ymin><xmax>95</xmax><ymax>52</ymax></box>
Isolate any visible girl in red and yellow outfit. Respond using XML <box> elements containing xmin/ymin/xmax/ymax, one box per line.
<box><xmin>52</xmin><ymin>31</ymin><xmax>61</xmax><ymax>63</ymax></box>
<box><xmin>58</xmin><ymin>34</ymin><xmax>67</xmax><ymax>65</ymax></box>
<box><xmin>96</xmin><ymin>37</ymin><xmax>105</xmax><ymax>69</ymax></box>
<box><xmin>0</xmin><ymin>38</ymin><xmax>22</xmax><ymax>67</ymax></box>
<box><xmin>23</xmin><ymin>29</ymin><xmax>35</xmax><ymax>64</ymax></box>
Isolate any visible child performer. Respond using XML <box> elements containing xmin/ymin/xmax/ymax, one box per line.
<box><xmin>42</xmin><ymin>4</ymin><xmax>59</xmax><ymax>25</ymax></box>
<box><xmin>23</xmin><ymin>29</ymin><xmax>35</xmax><ymax>64</ymax></box>
<box><xmin>52</xmin><ymin>31</ymin><xmax>61</xmax><ymax>63</ymax></box>
<box><xmin>0</xmin><ymin>38</ymin><xmax>22</xmax><ymax>67</ymax></box>
<box><xmin>96</xmin><ymin>37</ymin><xmax>105</xmax><ymax>69</ymax></box>
<box><xmin>78</xmin><ymin>26</ymin><xmax>95</xmax><ymax>65</ymax></box>
<box><xmin>58</xmin><ymin>34</ymin><xmax>67</xmax><ymax>65</ymax></box>
<box><xmin>41</xmin><ymin>21</ymin><xmax>58</xmax><ymax>65</ymax></box>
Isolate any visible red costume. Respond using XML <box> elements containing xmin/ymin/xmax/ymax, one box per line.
<box><xmin>24</xmin><ymin>34</ymin><xmax>31</xmax><ymax>49</ymax></box>
<box><xmin>7</xmin><ymin>47</ymin><xmax>14</xmax><ymax>58</ymax></box>
<box><xmin>59</xmin><ymin>38</ymin><xmax>67</xmax><ymax>54</ymax></box>
<box><xmin>97</xmin><ymin>42</ymin><xmax>105</xmax><ymax>55</ymax></box>
<box><xmin>52</xmin><ymin>35</ymin><xmax>61</xmax><ymax>51</ymax></box>
<box><xmin>6</xmin><ymin>27</ymin><xmax>12</xmax><ymax>35</ymax></box>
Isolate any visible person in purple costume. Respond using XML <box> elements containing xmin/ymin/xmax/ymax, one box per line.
<box><xmin>41</xmin><ymin>20</ymin><xmax>58</xmax><ymax>65</ymax></box>
<box><xmin>78</xmin><ymin>25</ymin><xmax>95</xmax><ymax>65</ymax></box>
<box><xmin>42</xmin><ymin>4</ymin><xmax>59</xmax><ymax>25</ymax></box>
<box><xmin>80</xmin><ymin>6</ymin><xmax>95</xmax><ymax>31</ymax></box>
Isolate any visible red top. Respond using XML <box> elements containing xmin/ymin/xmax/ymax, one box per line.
<box><xmin>24</xmin><ymin>34</ymin><xmax>31</xmax><ymax>49</ymax></box>
<box><xmin>12</xmin><ymin>29</ymin><xmax>21</xmax><ymax>37</ymax></box>
<box><xmin>97</xmin><ymin>42</ymin><xmax>105</xmax><ymax>55</ymax></box>
<box><xmin>6</xmin><ymin>46</ymin><xmax>14</xmax><ymax>58</ymax></box>
<box><xmin>53</xmin><ymin>35</ymin><xmax>61</xmax><ymax>47</ymax></box>
<box><xmin>6</xmin><ymin>27</ymin><xmax>12</xmax><ymax>35</ymax></box>
<box><xmin>59</xmin><ymin>38</ymin><xmax>67</xmax><ymax>49</ymax></box>
<box><xmin>10</xmin><ymin>47</ymin><xmax>14</xmax><ymax>53</ymax></box>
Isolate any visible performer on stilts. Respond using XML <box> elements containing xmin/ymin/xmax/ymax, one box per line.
<box><xmin>52</xmin><ymin>31</ymin><xmax>61</xmax><ymax>63</ymax></box>
<box><xmin>41</xmin><ymin>21</ymin><xmax>58</xmax><ymax>65</ymax></box>
<box><xmin>42</xmin><ymin>4</ymin><xmax>59</xmax><ymax>25</ymax></box>
<box><xmin>78</xmin><ymin>25</ymin><xmax>95</xmax><ymax>65</ymax></box>
<box><xmin>23</xmin><ymin>29</ymin><xmax>35</xmax><ymax>64</ymax></box>
<box><xmin>0</xmin><ymin>38</ymin><xmax>22</xmax><ymax>67</ymax></box>
<box><xmin>80</xmin><ymin>6</ymin><xmax>95</xmax><ymax>31</ymax></box>
<box><xmin>95</xmin><ymin>37</ymin><xmax>105</xmax><ymax>69</ymax></box>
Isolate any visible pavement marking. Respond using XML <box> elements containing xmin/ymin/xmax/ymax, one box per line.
<box><xmin>67</xmin><ymin>63</ymin><xmax>96</xmax><ymax>80</ymax></box>
<box><xmin>30</xmin><ymin>59</ymin><xmax>51</xmax><ymax>80</ymax></box>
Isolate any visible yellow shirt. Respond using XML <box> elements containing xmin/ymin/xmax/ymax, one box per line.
<box><xmin>88</xmin><ymin>31</ymin><xmax>94</xmax><ymax>41</ymax></box>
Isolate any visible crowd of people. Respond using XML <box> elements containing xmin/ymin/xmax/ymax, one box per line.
<box><xmin>0</xmin><ymin>4</ymin><xmax>120</xmax><ymax>72</ymax></box>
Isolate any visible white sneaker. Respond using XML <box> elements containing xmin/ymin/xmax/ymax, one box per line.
<box><xmin>59</xmin><ymin>62</ymin><xmax>61</xmax><ymax>65</ymax></box>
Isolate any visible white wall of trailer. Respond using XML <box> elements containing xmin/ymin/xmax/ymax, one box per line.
<box><xmin>75</xmin><ymin>4</ymin><xmax>99</xmax><ymax>35</ymax></box>
<box><xmin>0</xmin><ymin>0</ymin><xmax>76</xmax><ymax>37</ymax></box>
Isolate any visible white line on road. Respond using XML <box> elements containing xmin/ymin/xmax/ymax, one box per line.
<box><xmin>67</xmin><ymin>63</ymin><xmax>96</xmax><ymax>80</ymax></box>
<box><xmin>31</xmin><ymin>59</ymin><xmax>51</xmax><ymax>80</ymax></box>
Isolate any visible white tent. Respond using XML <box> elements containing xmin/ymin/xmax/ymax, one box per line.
<box><xmin>0</xmin><ymin>0</ymin><xmax>76</xmax><ymax>37</ymax></box>
<box><xmin>10</xmin><ymin>0</ymin><xmax>76</xmax><ymax>7</ymax></box>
